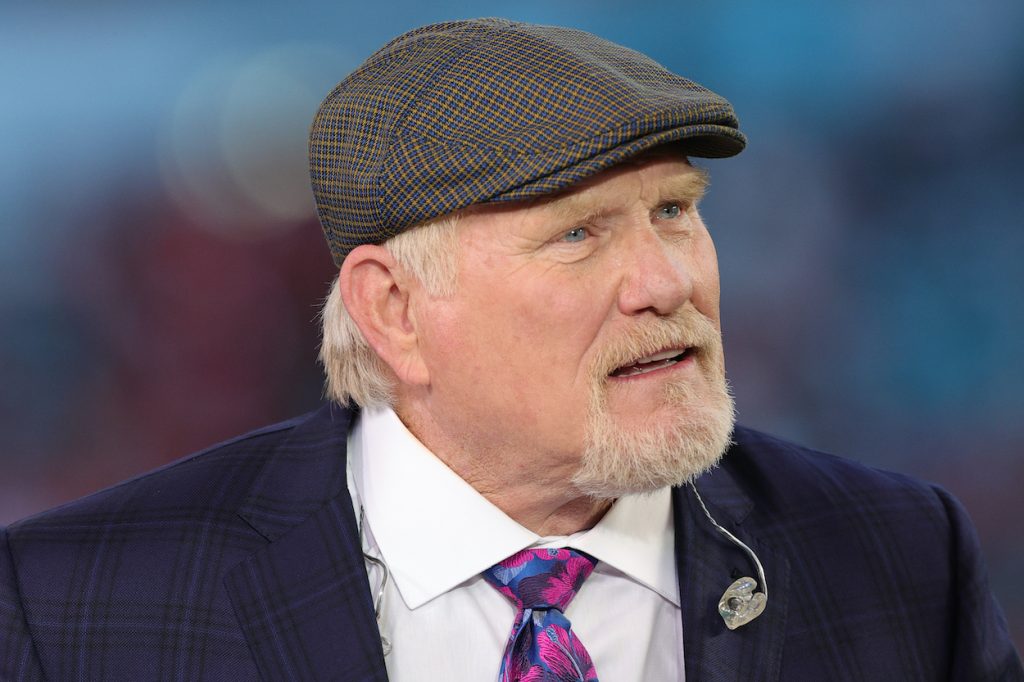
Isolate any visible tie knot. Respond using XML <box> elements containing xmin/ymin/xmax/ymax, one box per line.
<box><xmin>483</xmin><ymin>548</ymin><xmax>597</xmax><ymax>611</ymax></box>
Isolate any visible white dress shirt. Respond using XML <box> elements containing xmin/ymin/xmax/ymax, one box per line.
<box><xmin>347</xmin><ymin>407</ymin><xmax>685</xmax><ymax>681</ymax></box>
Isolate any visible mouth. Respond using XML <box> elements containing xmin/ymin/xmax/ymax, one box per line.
<box><xmin>609</xmin><ymin>347</ymin><xmax>695</xmax><ymax>379</ymax></box>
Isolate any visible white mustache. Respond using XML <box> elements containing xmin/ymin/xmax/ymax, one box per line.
<box><xmin>592</xmin><ymin>307</ymin><xmax>720</xmax><ymax>378</ymax></box>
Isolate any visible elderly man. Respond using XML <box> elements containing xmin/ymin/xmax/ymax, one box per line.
<box><xmin>2</xmin><ymin>18</ymin><xmax>1021</xmax><ymax>682</ymax></box>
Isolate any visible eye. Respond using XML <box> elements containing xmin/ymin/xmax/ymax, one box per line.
<box><xmin>562</xmin><ymin>227</ymin><xmax>588</xmax><ymax>243</ymax></box>
<box><xmin>657</xmin><ymin>203</ymin><xmax>683</xmax><ymax>219</ymax></box>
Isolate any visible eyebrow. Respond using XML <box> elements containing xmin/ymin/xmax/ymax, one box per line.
<box><xmin>545</xmin><ymin>167</ymin><xmax>710</xmax><ymax>225</ymax></box>
<box><xmin>660</xmin><ymin>167</ymin><xmax>710</xmax><ymax>204</ymax></box>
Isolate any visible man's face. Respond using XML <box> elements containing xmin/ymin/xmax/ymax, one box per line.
<box><xmin>411</xmin><ymin>154</ymin><xmax>733</xmax><ymax>496</ymax></box>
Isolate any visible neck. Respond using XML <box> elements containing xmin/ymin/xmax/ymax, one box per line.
<box><xmin>469</xmin><ymin>478</ymin><xmax>613</xmax><ymax>536</ymax></box>
<box><xmin>395</xmin><ymin>401</ymin><xmax>613</xmax><ymax>536</ymax></box>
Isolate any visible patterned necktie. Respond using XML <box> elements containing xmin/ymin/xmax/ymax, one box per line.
<box><xmin>483</xmin><ymin>548</ymin><xmax>599</xmax><ymax>682</ymax></box>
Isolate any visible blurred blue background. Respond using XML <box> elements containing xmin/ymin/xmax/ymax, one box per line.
<box><xmin>2</xmin><ymin>0</ymin><xmax>1022</xmax><ymax>651</ymax></box>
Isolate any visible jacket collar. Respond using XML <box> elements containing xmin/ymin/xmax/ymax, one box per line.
<box><xmin>674</xmin><ymin>429</ymin><xmax>791</xmax><ymax>682</ymax></box>
<box><xmin>236</xmin><ymin>402</ymin><xmax>356</xmax><ymax>541</ymax></box>
<box><xmin>226</xmin><ymin>403</ymin><xmax>389</xmax><ymax>681</ymax></box>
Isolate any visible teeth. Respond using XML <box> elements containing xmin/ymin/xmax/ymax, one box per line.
<box><xmin>616</xmin><ymin>360</ymin><xmax>672</xmax><ymax>377</ymax></box>
<box><xmin>636</xmin><ymin>348</ymin><xmax>687</xmax><ymax>364</ymax></box>
<box><xmin>612</xmin><ymin>348</ymin><xmax>690</xmax><ymax>378</ymax></box>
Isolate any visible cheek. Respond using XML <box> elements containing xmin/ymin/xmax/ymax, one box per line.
<box><xmin>461</xmin><ymin>270</ymin><xmax>608</xmax><ymax>418</ymax></box>
<box><xmin>512</xmin><ymin>272</ymin><xmax>610</xmax><ymax>362</ymax></box>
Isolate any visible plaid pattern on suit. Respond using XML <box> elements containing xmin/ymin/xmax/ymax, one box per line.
<box><xmin>2</xmin><ymin>404</ymin><xmax>1021</xmax><ymax>681</ymax></box>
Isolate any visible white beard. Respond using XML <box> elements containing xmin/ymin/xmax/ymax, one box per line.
<box><xmin>571</xmin><ymin>308</ymin><xmax>735</xmax><ymax>499</ymax></box>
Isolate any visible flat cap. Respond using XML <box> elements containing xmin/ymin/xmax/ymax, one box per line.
<box><xmin>310</xmin><ymin>18</ymin><xmax>745</xmax><ymax>265</ymax></box>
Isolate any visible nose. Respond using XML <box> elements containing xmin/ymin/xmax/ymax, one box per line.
<box><xmin>616</xmin><ymin>229</ymin><xmax>692</xmax><ymax>317</ymax></box>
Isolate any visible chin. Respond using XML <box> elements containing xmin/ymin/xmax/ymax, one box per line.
<box><xmin>571</xmin><ymin>379</ymin><xmax>736</xmax><ymax>500</ymax></box>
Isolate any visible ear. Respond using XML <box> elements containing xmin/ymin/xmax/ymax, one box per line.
<box><xmin>338</xmin><ymin>244</ymin><xmax>430</xmax><ymax>387</ymax></box>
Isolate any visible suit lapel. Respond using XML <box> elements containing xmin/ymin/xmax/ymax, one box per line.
<box><xmin>674</xmin><ymin>458</ymin><xmax>790</xmax><ymax>682</ymax></box>
<box><xmin>226</xmin><ymin>404</ymin><xmax>388</xmax><ymax>681</ymax></box>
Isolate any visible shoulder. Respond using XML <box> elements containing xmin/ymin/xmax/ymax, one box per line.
<box><xmin>726</xmin><ymin>424</ymin><xmax>956</xmax><ymax>524</ymax></box>
<box><xmin>0</xmin><ymin>404</ymin><xmax>360</xmax><ymax>679</ymax></box>
<box><xmin>8</xmin><ymin>411</ymin><xmax>315</xmax><ymax>537</ymax></box>
<box><xmin>713</xmin><ymin>427</ymin><xmax>1023</xmax><ymax>679</ymax></box>
<box><xmin>709</xmin><ymin>425</ymin><xmax>966</xmax><ymax>600</ymax></box>
<box><xmin>3</xmin><ymin>402</ymin><xmax>359</xmax><ymax>562</ymax></box>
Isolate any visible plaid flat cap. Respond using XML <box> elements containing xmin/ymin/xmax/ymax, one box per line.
<box><xmin>310</xmin><ymin>17</ymin><xmax>746</xmax><ymax>265</ymax></box>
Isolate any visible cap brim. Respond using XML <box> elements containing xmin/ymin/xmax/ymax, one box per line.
<box><xmin>489</xmin><ymin>123</ymin><xmax>745</xmax><ymax>204</ymax></box>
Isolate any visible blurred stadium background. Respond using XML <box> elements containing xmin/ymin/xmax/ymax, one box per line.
<box><xmin>2</xmin><ymin>0</ymin><xmax>1022</xmax><ymax>651</ymax></box>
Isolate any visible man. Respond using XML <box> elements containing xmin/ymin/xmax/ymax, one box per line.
<box><xmin>1</xmin><ymin>18</ymin><xmax>1020</xmax><ymax>682</ymax></box>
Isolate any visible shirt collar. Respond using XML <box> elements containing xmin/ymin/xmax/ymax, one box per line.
<box><xmin>349</xmin><ymin>407</ymin><xmax>679</xmax><ymax>609</ymax></box>
<box><xmin>570</xmin><ymin>487</ymin><xmax>679</xmax><ymax>605</ymax></box>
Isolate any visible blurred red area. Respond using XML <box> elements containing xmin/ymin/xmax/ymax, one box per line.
<box><xmin>4</xmin><ymin>187</ymin><xmax>336</xmax><ymax>519</ymax></box>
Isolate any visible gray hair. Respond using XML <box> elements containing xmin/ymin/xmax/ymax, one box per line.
<box><xmin>319</xmin><ymin>214</ymin><xmax>460</xmax><ymax>407</ymax></box>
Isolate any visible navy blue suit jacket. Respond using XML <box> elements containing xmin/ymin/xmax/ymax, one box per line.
<box><xmin>2</xmin><ymin>403</ymin><xmax>1021</xmax><ymax>680</ymax></box>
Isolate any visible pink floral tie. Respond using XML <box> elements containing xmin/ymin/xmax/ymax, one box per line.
<box><xmin>483</xmin><ymin>548</ymin><xmax>599</xmax><ymax>682</ymax></box>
